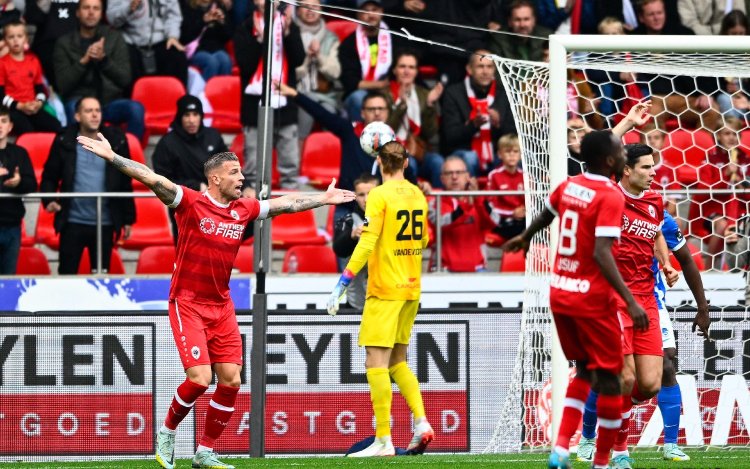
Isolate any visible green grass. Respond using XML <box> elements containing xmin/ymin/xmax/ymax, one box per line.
<box><xmin>2</xmin><ymin>449</ymin><xmax>749</xmax><ymax>468</ymax></box>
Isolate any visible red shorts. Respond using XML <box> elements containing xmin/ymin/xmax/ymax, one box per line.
<box><xmin>616</xmin><ymin>293</ymin><xmax>663</xmax><ymax>357</ymax></box>
<box><xmin>553</xmin><ymin>310</ymin><xmax>623</xmax><ymax>375</ymax></box>
<box><xmin>169</xmin><ymin>299</ymin><xmax>243</xmax><ymax>369</ymax></box>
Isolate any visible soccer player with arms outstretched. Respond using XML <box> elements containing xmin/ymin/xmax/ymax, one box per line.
<box><xmin>504</xmin><ymin>130</ymin><xmax>647</xmax><ymax>469</ymax></box>
<box><xmin>77</xmin><ymin>133</ymin><xmax>354</xmax><ymax>469</ymax></box>
<box><xmin>327</xmin><ymin>141</ymin><xmax>433</xmax><ymax>457</ymax></box>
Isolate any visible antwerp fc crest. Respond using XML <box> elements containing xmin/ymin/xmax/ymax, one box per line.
<box><xmin>199</xmin><ymin>217</ymin><xmax>216</xmax><ymax>234</ymax></box>
<box><xmin>621</xmin><ymin>214</ymin><xmax>630</xmax><ymax>231</ymax></box>
<box><xmin>648</xmin><ymin>205</ymin><xmax>656</xmax><ymax>218</ymax></box>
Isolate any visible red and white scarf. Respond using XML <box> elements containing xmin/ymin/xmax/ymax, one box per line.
<box><xmin>356</xmin><ymin>22</ymin><xmax>391</xmax><ymax>82</ymax></box>
<box><xmin>389</xmin><ymin>80</ymin><xmax>421</xmax><ymax>141</ymax></box>
<box><xmin>466</xmin><ymin>77</ymin><xmax>495</xmax><ymax>172</ymax></box>
<box><xmin>245</xmin><ymin>11</ymin><xmax>288</xmax><ymax>108</ymax></box>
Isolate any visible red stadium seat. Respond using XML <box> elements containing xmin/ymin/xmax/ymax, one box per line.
<box><xmin>282</xmin><ymin>245</ymin><xmax>338</xmax><ymax>273</ymax></box>
<box><xmin>669</xmin><ymin>241</ymin><xmax>706</xmax><ymax>272</ymax></box>
<box><xmin>622</xmin><ymin>130</ymin><xmax>641</xmax><ymax>144</ymax></box>
<box><xmin>135</xmin><ymin>245</ymin><xmax>176</xmax><ymax>274</ymax></box>
<box><xmin>126</xmin><ymin>133</ymin><xmax>149</xmax><ymax>191</ymax></box>
<box><xmin>21</xmin><ymin>219</ymin><xmax>34</xmax><ymax>247</ymax></box>
<box><xmin>661</xmin><ymin>129</ymin><xmax>714</xmax><ymax>168</ymax></box>
<box><xmin>16</xmin><ymin>132</ymin><xmax>56</xmax><ymax>183</ymax></box>
<box><xmin>500</xmin><ymin>250</ymin><xmax>526</xmax><ymax>272</ymax></box>
<box><xmin>301</xmin><ymin>131</ymin><xmax>341</xmax><ymax>189</ymax></box>
<box><xmin>132</xmin><ymin>76</ymin><xmax>186</xmax><ymax>134</ymax></box>
<box><xmin>271</xmin><ymin>210</ymin><xmax>326</xmax><ymax>249</ymax></box>
<box><xmin>229</xmin><ymin>133</ymin><xmax>280</xmax><ymax>188</ymax></box>
<box><xmin>233</xmin><ymin>245</ymin><xmax>255</xmax><ymax>272</ymax></box>
<box><xmin>34</xmin><ymin>203</ymin><xmax>59</xmax><ymax>250</ymax></box>
<box><xmin>79</xmin><ymin>248</ymin><xmax>126</xmax><ymax>274</ymax></box>
<box><xmin>205</xmin><ymin>76</ymin><xmax>242</xmax><ymax>133</ymax></box>
<box><xmin>326</xmin><ymin>19</ymin><xmax>356</xmax><ymax>42</ymax></box>
<box><xmin>16</xmin><ymin>247</ymin><xmax>51</xmax><ymax>275</ymax></box>
<box><xmin>119</xmin><ymin>197</ymin><xmax>174</xmax><ymax>250</ymax></box>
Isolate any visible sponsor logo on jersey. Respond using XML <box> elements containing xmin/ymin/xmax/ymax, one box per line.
<box><xmin>622</xmin><ymin>214</ymin><xmax>630</xmax><ymax>231</ymax></box>
<box><xmin>215</xmin><ymin>222</ymin><xmax>245</xmax><ymax>239</ymax></box>
<box><xmin>199</xmin><ymin>217</ymin><xmax>216</xmax><ymax>234</ymax></box>
<box><xmin>550</xmin><ymin>273</ymin><xmax>591</xmax><ymax>293</ymax></box>
<box><xmin>563</xmin><ymin>183</ymin><xmax>595</xmax><ymax>203</ymax></box>
<box><xmin>624</xmin><ymin>218</ymin><xmax>659</xmax><ymax>239</ymax></box>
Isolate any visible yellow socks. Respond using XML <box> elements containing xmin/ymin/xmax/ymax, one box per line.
<box><xmin>366</xmin><ymin>367</ymin><xmax>392</xmax><ymax>438</ymax></box>
<box><xmin>389</xmin><ymin>361</ymin><xmax>426</xmax><ymax>420</ymax></box>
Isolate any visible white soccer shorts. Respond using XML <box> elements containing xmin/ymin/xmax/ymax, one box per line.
<box><xmin>659</xmin><ymin>307</ymin><xmax>676</xmax><ymax>350</ymax></box>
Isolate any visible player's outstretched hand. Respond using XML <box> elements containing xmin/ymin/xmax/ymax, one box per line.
<box><xmin>324</xmin><ymin>178</ymin><xmax>356</xmax><ymax>205</ymax></box>
<box><xmin>692</xmin><ymin>303</ymin><xmax>711</xmax><ymax>338</ymax></box>
<box><xmin>77</xmin><ymin>133</ymin><xmax>115</xmax><ymax>162</ymax></box>
<box><xmin>628</xmin><ymin>301</ymin><xmax>649</xmax><ymax>332</ymax></box>
<box><xmin>501</xmin><ymin>235</ymin><xmax>529</xmax><ymax>255</ymax></box>
<box><xmin>626</xmin><ymin>99</ymin><xmax>652</xmax><ymax>127</ymax></box>
<box><xmin>662</xmin><ymin>265</ymin><xmax>679</xmax><ymax>288</ymax></box>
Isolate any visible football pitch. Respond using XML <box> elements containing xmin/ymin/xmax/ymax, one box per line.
<box><xmin>3</xmin><ymin>450</ymin><xmax>750</xmax><ymax>468</ymax></box>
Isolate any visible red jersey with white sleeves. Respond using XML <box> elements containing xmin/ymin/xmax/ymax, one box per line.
<box><xmin>486</xmin><ymin>166</ymin><xmax>525</xmax><ymax>221</ymax></box>
<box><xmin>547</xmin><ymin>173</ymin><xmax>625</xmax><ymax>317</ymax></box>
<box><xmin>617</xmin><ymin>185</ymin><xmax>664</xmax><ymax>295</ymax></box>
<box><xmin>169</xmin><ymin>186</ymin><xmax>262</xmax><ymax>304</ymax></box>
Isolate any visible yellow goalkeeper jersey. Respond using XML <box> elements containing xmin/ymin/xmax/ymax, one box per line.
<box><xmin>345</xmin><ymin>178</ymin><xmax>429</xmax><ymax>301</ymax></box>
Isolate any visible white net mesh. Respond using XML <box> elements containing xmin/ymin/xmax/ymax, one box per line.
<box><xmin>486</xmin><ymin>50</ymin><xmax>750</xmax><ymax>453</ymax></box>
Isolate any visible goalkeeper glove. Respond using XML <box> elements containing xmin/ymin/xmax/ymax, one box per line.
<box><xmin>327</xmin><ymin>269</ymin><xmax>355</xmax><ymax>316</ymax></box>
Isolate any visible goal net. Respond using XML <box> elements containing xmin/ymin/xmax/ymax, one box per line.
<box><xmin>486</xmin><ymin>35</ymin><xmax>750</xmax><ymax>453</ymax></box>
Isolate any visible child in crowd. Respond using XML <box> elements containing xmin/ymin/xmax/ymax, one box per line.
<box><xmin>0</xmin><ymin>21</ymin><xmax>61</xmax><ymax>135</ymax></box>
<box><xmin>485</xmin><ymin>134</ymin><xmax>525</xmax><ymax>240</ymax></box>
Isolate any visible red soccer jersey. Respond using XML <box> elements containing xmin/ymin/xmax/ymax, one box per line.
<box><xmin>486</xmin><ymin>166</ymin><xmax>525</xmax><ymax>219</ymax></box>
<box><xmin>0</xmin><ymin>54</ymin><xmax>44</xmax><ymax>103</ymax></box>
<box><xmin>617</xmin><ymin>185</ymin><xmax>664</xmax><ymax>295</ymax></box>
<box><xmin>169</xmin><ymin>187</ymin><xmax>261</xmax><ymax>303</ymax></box>
<box><xmin>547</xmin><ymin>173</ymin><xmax>625</xmax><ymax>317</ymax></box>
<box><xmin>429</xmin><ymin>196</ymin><xmax>486</xmax><ymax>272</ymax></box>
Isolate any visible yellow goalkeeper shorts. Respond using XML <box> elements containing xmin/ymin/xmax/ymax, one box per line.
<box><xmin>358</xmin><ymin>297</ymin><xmax>419</xmax><ymax>348</ymax></box>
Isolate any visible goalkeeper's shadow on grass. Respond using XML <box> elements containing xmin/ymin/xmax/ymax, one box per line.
<box><xmin>346</xmin><ymin>436</ymin><xmax>424</xmax><ymax>456</ymax></box>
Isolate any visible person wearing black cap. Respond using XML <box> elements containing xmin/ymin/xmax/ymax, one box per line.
<box><xmin>152</xmin><ymin>94</ymin><xmax>228</xmax><ymax>243</ymax></box>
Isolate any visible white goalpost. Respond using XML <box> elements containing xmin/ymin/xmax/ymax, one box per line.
<box><xmin>486</xmin><ymin>34</ymin><xmax>750</xmax><ymax>453</ymax></box>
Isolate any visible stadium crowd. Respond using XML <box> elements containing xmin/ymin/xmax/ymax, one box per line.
<box><xmin>3</xmin><ymin>0</ymin><xmax>750</xmax><ymax>277</ymax></box>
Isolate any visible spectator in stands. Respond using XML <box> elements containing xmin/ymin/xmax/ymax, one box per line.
<box><xmin>716</xmin><ymin>12</ymin><xmax>750</xmax><ymax>119</ymax></box>
<box><xmin>0</xmin><ymin>21</ymin><xmax>62</xmax><ymax>135</ymax></box>
<box><xmin>691</xmin><ymin>116</ymin><xmax>749</xmax><ymax>268</ymax></box>
<box><xmin>0</xmin><ymin>0</ymin><xmax>20</xmax><ymax>34</ymax></box>
<box><xmin>441</xmin><ymin>49</ymin><xmax>516</xmax><ymax>177</ymax></box>
<box><xmin>332</xmin><ymin>172</ymin><xmax>378</xmax><ymax>308</ymax></box>
<box><xmin>595</xmin><ymin>0</ymin><xmax>683</xmax><ymax>32</ymax></box>
<box><xmin>107</xmin><ymin>0</ymin><xmax>188</xmax><ymax>84</ymax></box>
<box><xmin>643</xmin><ymin>124</ymin><xmax>680</xmax><ymax>216</ymax></box>
<box><xmin>485</xmin><ymin>134</ymin><xmax>525</xmax><ymax>241</ymax></box>
<box><xmin>567</xmin><ymin>116</ymin><xmax>588</xmax><ymax>176</ymax></box>
<box><xmin>385</xmin><ymin>50</ymin><xmax>444</xmax><ymax>188</ymax></box>
<box><xmin>488</xmin><ymin>0</ymin><xmax>551</xmax><ymax>62</ymax></box>
<box><xmin>338</xmin><ymin>0</ymin><xmax>397</xmax><ymax>121</ymax></box>
<box><xmin>632</xmin><ymin>0</ymin><xmax>723</xmax><ymax>131</ymax></box>
<box><xmin>235</xmin><ymin>0</ymin><xmax>304</xmax><ymax>194</ymax></box>
<box><xmin>179</xmin><ymin>0</ymin><xmax>234</xmax><ymax>81</ymax></box>
<box><xmin>40</xmin><ymin>96</ymin><xmax>135</xmax><ymax>274</ymax></box>
<box><xmin>276</xmin><ymin>82</ymin><xmax>422</xmax><ymax>222</ymax></box>
<box><xmin>153</xmin><ymin>94</ymin><xmax>227</xmax><ymax>242</ymax></box>
<box><xmin>24</xmin><ymin>0</ymin><xmax>79</xmax><ymax>87</ymax></box>
<box><xmin>428</xmin><ymin>156</ymin><xmax>486</xmax><ymax>272</ymax></box>
<box><xmin>0</xmin><ymin>107</ymin><xmax>37</xmax><ymax>274</ymax></box>
<box><xmin>677</xmin><ymin>0</ymin><xmax>745</xmax><ymax>35</ymax></box>
<box><xmin>294</xmin><ymin>0</ymin><xmax>341</xmax><ymax>145</ymax></box>
<box><xmin>53</xmin><ymin>0</ymin><xmax>146</xmax><ymax>140</ymax></box>
<box><xmin>535</xmin><ymin>0</ymin><xmax>598</xmax><ymax>34</ymax></box>
<box><xmin>417</xmin><ymin>0</ymin><xmax>503</xmax><ymax>85</ymax></box>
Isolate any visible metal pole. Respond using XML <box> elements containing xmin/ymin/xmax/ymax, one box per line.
<box><xmin>250</xmin><ymin>0</ymin><xmax>275</xmax><ymax>458</ymax></box>
<box><xmin>95</xmin><ymin>195</ymin><xmax>102</xmax><ymax>274</ymax></box>
<box><xmin>435</xmin><ymin>193</ymin><xmax>442</xmax><ymax>272</ymax></box>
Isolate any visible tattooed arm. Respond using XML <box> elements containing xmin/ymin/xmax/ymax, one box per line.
<box><xmin>265</xmin><ymin>178</ymin><xmax>355</xmax><ymax>218</ymax></box>
<box><xmin>77</xmin><ymin>133</ymin><xmax>178</xmax><ymax>205</ymax></box>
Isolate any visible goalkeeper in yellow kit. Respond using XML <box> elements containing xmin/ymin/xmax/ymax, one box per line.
<box><xmin>327</xmin><ymin>140</ymin><xmax>434</xmax><ymax>457</ymax></box>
